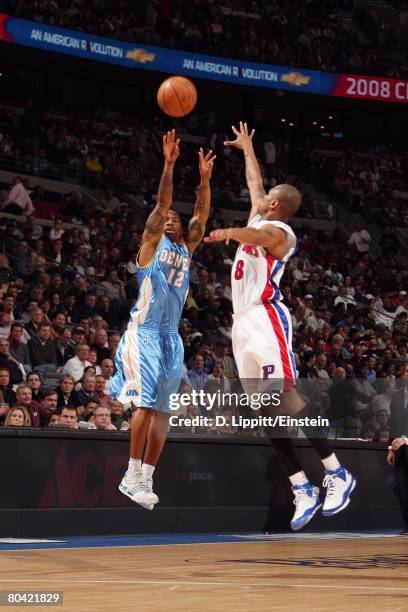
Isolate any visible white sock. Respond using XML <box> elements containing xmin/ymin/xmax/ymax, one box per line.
<box><xmin>322</xmin><ymin>453</ymin><xmax>341</xmax><ymax>471</ymax></box>
<box><xmin>142</xmin><ymin>463</ymin><xmax>155</xmax><ymax>480</ymax></box>
<box><xmin>289</xmin><ymin>471</ymin><xmax>309</xmax><ymax>487</ymax></box>
<box><xmin>128</xmin><ymin>458</ymin><xmax>142</xmax><ymax>474</ymax></box>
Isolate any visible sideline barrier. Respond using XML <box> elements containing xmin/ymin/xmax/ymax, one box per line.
<box><xmin>0</xmin><ymin>429</ymin><xmax>400</xmax><ymax>537</ymax></box>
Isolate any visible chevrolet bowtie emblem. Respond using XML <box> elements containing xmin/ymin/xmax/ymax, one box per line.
<box><xmin>125</xmin><ymin>48</ymin><xmax>156</xmax><ymax>63</ymax></box>
<box><xmin>280</xmin><ymin>72</ymin><xmax>311</xmax><ymax>86</ymax></box>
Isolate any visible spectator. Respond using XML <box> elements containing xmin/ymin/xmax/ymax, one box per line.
<box><xmin>59</xmin><ymin>406</ymin><xmax>79</xmax><ymax>429</ymax></box>
<box><xmin>28</xmin><ymin>323</ymin><xmax>58</xmax><ymax>372</ymax></box>
<box><xmin>108</xmin><ymin>400</ymin><xmax>130</xmax><ymax>430</ymax></box>
<box><xmin>3</xmin><ymin>405</ymin><xmax>32</xmax><ymax>427</ymax></box>
<box><xmin>9</xmin><ymin>323</ymin><xmax>31</xmax><ymax>372</ymax></box>
<box><xmin>188</xmin><ymin>354</ymin><xmax>209</xmax><ymax>391</ymax></box>
<box><xmin>348</xmin><ymin>223</ymin><xmax>371</xmax><ymax>254</ymax></box>
<box><xmin>56</xmin><ymin>373</ymin><xmax>79</xmax><ymax>410</ymax></box>
<box><xmin>205</xmin><ymin>361</ymin><xmax>231</xmax><ymax>393</ymax></box>
<box><xmin>0</xmin><ymin>339</ymin><xmax>24</xmax><ymax>383</ymax></box>
<box><xmin>92</xmin><ymin>329</ymin><xmax>111</xmax><ymax>363</ymax></box>
<box><xmin>100</xmin><ymin>358</ymin><xmax>114</xmax><ymax>391</ymax></box>
<box><xmin>39</xmin><ymin>389</ymin><xmax>59</xmax><ymax>426</ymax></box>
<box><xmin>25</xmin><ymin>307</ymin><xmax>44</xmax><ymax>339</ymax></box>
<box><xmin>26</xmin><ymin>371</ymin><xmax>43</xmax><ymax>403</ymax></box>
<box><xmin>77</xmin><ymin>374</ymin><xmax>98</xmax><ymax>405</ymax></box>
<box><xmin>13</xmin><ymin>384</ymin><xmax>41</xmax><ymax>427</ymax></box>
<box><xmin>95</xmin><ymin>374</ymin><xmax>110</xmax><ymax>405</ymax></box>
<box><xmin>0</xmin><ymin>367</ymin><xmax>15</xmax><ymax>409</ymax></box>
<box><xmin>55</xmin><ymin>328</ymin><xmax>75</xmax><ymax>366</ymax></box>
<box><xmin>93</xmin><ymin>405</ymin><xmax>117</xmax><ymax>431</ymax></box>
<box><xmin>62</xmin><ymin>344</ymin><xmax>91</xmax><ymax>383</ymax></box>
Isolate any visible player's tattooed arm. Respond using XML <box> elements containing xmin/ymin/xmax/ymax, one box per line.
<box><xmin>139</xmin><ymin>130</ymin><xmax>180</xmax><ymax>266</ymax></box>
<box><xmin>224</xmin><ymin>122</ymin><xmax>265</xmax><ymax>223</ymax></box>
<box><xmin>186</xmin><ymin>148</ymin><xmax>216</xmax><ymax>255</ymax></box>
<box><xmin>204</xmin><ymin>225</ymin><xmax>288</xmax><ymax>261</ymax></box>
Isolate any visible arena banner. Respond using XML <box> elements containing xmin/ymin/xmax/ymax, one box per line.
<box><xmin>0</xmin><ymin>13</ymin><xmax>407</xmax><ymax>103</ymax></box>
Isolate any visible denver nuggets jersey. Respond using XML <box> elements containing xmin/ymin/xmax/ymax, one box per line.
<box><xmin>130</xmin><ymin>235</ymin><xmax>190</xmax><ymax>329</ymax></box>
<box><xmin>231</xmin><ymin>214</ymin><xmax>297</xmax><ymax>314</ymax></box>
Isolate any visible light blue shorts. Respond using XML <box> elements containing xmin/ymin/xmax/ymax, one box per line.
<box><xmin>109</xmin><ymin>325</ymin><xmax>184</xmax><ymax>414</ymax></box>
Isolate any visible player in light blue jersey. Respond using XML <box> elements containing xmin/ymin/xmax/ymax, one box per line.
<box><xmin>111</xmin><ymin>129</ymin><xmax>215</xmax><ymax>509</ymax></box>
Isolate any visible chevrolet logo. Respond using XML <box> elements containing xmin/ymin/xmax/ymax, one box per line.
<box><xmin>125</xmin><ymin>48</ymin><xmax>156</xmax><ymax>64</ymax></box>
<box><xmin>280</xmin><ymin>72</ymin><xmax>311</xmax><ymax>87</ymax></box>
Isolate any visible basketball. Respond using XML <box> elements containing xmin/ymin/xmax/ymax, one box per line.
<box><xmin>157</xmin><ymin>76</ymin><xmax>197</xmax><ymax>118</ymax></box>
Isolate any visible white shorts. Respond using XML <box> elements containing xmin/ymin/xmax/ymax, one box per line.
<box><xmin>232</xmin><ymin>302</ymin><xmax>297</xmax><ymax>387</ymax></box>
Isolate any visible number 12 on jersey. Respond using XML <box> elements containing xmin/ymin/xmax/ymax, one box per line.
<box><xmin>167</xmin><ymin>268</ymin><xmax>184</xmax><ymax>287</ymax></box>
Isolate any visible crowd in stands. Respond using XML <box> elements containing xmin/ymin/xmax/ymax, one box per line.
<box><xmin>333</xmin><ymin>146</ymin><xmax>408</xmax><ymax>226</ymax></box>
<box><xmin>0</xmin><ymin>153</ymin><xmax>407</xmax><ymax>442</ymax></box>
<box><xmin>0</xmin><ymin>102</ymin><xmax>292</xmax><ymax>214</ymax></box>
<box><xmin>3</xmin><ymin>0</ymin><xmax>407</xmax><ymax>76</ymax></box>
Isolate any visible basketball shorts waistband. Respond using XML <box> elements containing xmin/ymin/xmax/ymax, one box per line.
<box><xmin>233</xmin><ymin>301</ymin><xmax>283</xmax><ymax>321</ymax></box>
<box><xmin>127</xmin><ymin>323</ymin><xmax>179</xmax><ymax>334</ymax></box>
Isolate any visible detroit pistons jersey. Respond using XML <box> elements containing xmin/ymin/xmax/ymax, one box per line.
<box><xmin>131</xmin><ymin>234</ymin><xmax>190</xmax><ymax>329</ymax></box>
<box><xmin>231</xmin><ymin>214</ymin><xmax>297</xmax><ymax>314</ymax></box>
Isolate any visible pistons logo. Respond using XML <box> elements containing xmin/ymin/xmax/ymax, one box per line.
<box><xmin>262</xmin><ymin>364</ymin><xmax>275</xmax><ymax>380</ymax></box>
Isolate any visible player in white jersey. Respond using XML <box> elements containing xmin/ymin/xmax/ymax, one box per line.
<box><xmin>205</xmin><ymin>122</ymin><xmax>356</xmax><ymax>531</ymax></box>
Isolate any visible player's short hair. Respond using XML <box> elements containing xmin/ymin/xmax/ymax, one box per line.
<box><xmin>270</xmin><ymin>184</ymin><xmax>302</xmax><ymax>219</ymax></box>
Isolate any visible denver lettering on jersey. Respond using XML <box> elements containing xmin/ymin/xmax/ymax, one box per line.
<box><xmin>159</xmin><ymin>248</ymin><xmax>189</xmax><ymax>271</ymax></box>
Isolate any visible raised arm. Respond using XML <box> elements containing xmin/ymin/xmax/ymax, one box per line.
<box><xmin>185</xmin><ymin>148</ymin><xmax>216</xmax><ymax>256</ymax></box>
<box><xmin>138</xmin><ymin>130</ymin><xmax>180</xmax><ymax>267</ymax></box>
<box><xmin>224</xmin><ymin>121</ymin><xmax>265</xmax><ymax>224</ymax></box>
<box><xmin>204</xmin><ymin>224</ymin><xmax>288</xmax><ymax>262</ymax></box>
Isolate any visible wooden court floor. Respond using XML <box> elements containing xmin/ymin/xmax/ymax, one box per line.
<box><xmin>1</xmin><ymin>535</ymin><xmax>408</xmax><ymax>611</ymax></box>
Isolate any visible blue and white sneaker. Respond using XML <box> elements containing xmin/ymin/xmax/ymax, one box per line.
<box><xmin>322</xmin><ymin>467</ymin><xmax>356</xmax><ymax>517</ymax></box>
<box><xmin>290</xmin><ymin>483</ymin><xmax>322</xmax><ymax>531</ymax></box>
<box><xmin>119</xmin><ymin>472</ymin><xmax>158</xmax><ymax>511</ymax></box>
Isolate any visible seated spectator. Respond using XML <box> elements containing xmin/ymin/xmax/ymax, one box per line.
<box><xmin>56</xmin><ymin>373</ymin><xmax>80</xmax><ymax>410</ymax></box>
<box><xmin>108</xmin><ymin>400</ymin><xmax>130</xmax><ymax>430</ymax></box>
<box><xmin>95</xmin><ymin>374</ymin><xmax>110</xmax><ymax>405</ymax></box>
<box><xmin>92</xmin><ymin>405</ymin><xmax>117</xmax><ymax>431</ymax></box>
<box><xmin>24</xmin><ymin>307</ymin><xmax>44</xmax><ymax>339</ymax></box>
<box><xmin>59</xmin><ymin>406</ymin><xmax>79</xmax><ymax>430</ymax></box>
<box><xmin>100</xmin><ymin>358</ymin><xmax>114</xmax><ymax>391</ymax></box>
<box><xmin>55</xmin><ymin>328</ymin><xmax>75</xmax><ymax>366</ymax></box>
<box><xmin>9</xmin><ymin>323</ymin><xmax>31</xmax><ymax>373</ymax></box>
<box><xmin>299</xmin><ymin>349</ymin><xmax>318</xmax><ymax>378</ymax></box>
<box><xmin>77</xmin><ymin>374</ymin><xmax>98</xmax><ymax>405</ymax></box>
<box><xmin>13</xmin><ymin>384</ymin><xmax>41</xmax><ymax>428</ymax></box>
<box><xmin>205</xmin><ymin>361</ymin><xmax>231</xmax><ymax>392</ymax></box>
<box><xmin>0</xmin><ymin>367</ymin><xmax>16</xmax><ymax>406</ymax></box>
<box><xmin>3</xmin><ymin>405</ymin><xmax>32</xmax><ymax>427</ymax></box>
<box><xmin>0</xmin><ymin>340</ymin><xmax>24</xmax><ymax>384</ymax></box>
<box><xmin>78</xmin><ymin>398</ymin><xmax>99</xmax><ymax>422</ymax></box>
<box><xmin>62</xmin><ymin>344</ymin><xmax>91</xmax><ymax>383</ymax></box>
<box><xmin>39</xmin><ymin>389</ymin><xmax>59</xmax><ymax>426</ymax></box>
<box><xmin>376</xmin><ymin>429</ymin><xmax>390</xmax><ymax>443</ymax></box>
<box><xmin>26</xmin><ymin>371</ymin><xmax>43</xmax><ymax>403</ymax></box>
<box><xmin>28</xmin><ymin>323</ymin><xmax>58</xmax><ymax>372</ymax></box>
<box><xmin>92</xmin><ymin>329</ymin><xmax>111</xmax><ymax>363</ymax></box>
<box><xmin>0</xmin><ymin>312</ymin><xmax>12</xmax><ymax>340</ymax></box>
<box><xmin>188</xmin><ymin>354</ymin><xmax>209</xmax><ymax>391</ymax></box>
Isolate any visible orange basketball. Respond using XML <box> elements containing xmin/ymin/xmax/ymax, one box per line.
<box><xmin>157</xmin><ymin>76</ymin><xmax>197</xmax><ymax>118</ymax></box>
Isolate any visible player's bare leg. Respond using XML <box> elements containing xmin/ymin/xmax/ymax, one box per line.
<box><xmin>119</xmin><ymin>407</ymin><xmax>158</xmax><ymax>510</ymax></box>
<box><xmin>141</xmin><ymin>412</ymin><xmax>170</xmax><ymax>503</ymax></box>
